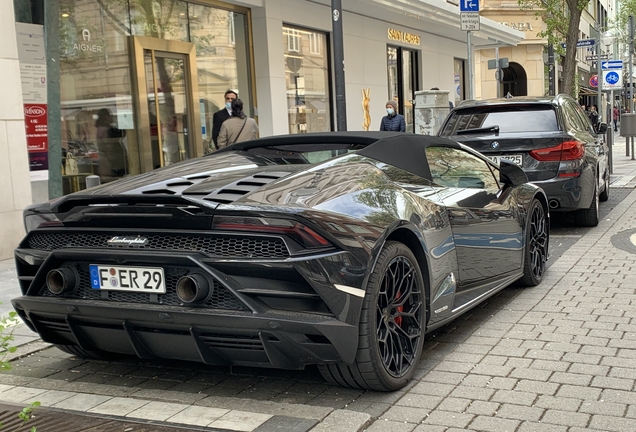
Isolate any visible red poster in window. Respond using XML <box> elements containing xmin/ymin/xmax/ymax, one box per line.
<box><xmin>24</xmin><ymin>103</ymin><xmax>48</xmax><ymax>152</ymax></box>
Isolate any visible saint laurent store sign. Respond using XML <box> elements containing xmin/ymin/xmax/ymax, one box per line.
<box><xmin>388</xmin><ymin>28</ymin><xmax>421</xmax><ymax>45</ymax></box>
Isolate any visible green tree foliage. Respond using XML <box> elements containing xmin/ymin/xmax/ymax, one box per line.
<box><xmin>0</xmin><ymin>312</ymin><xmax>39</xmax><ymax>431</ymax></box>
<box><xmin>518</xmin><ymin>0</ymin><xmax>591</xmax><ymax>97</ymax></box>
<box><xmin>615</xmin><ymin>0</ymin><xmax>636</xmax><ymax>46</ymax></box>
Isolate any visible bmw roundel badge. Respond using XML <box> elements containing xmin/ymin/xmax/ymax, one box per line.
<box><xmin>491</xmin><ymin>141</ymin><xmax>500</xmax><ymax>150</ymax></box>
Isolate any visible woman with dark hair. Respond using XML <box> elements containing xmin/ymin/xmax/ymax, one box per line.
<box><xmin>217</xmin><ymin>99</ymin><xmax>258</xmax><ymax>149</ymax></box>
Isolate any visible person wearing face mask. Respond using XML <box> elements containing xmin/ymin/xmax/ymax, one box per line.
<box><xmin>380</xmin><ymin>100</ymin><xmax>406</xmax><ymax>132</ymax></box>
<box><xmin>212</xmin><ymin>89</ymin><xmax>238</xmax><ymax>149</ymax></box>
<box><xmin>217</xmin><ymin>98</ymin><xmax>259</xmax><ymax>149</ymax></box>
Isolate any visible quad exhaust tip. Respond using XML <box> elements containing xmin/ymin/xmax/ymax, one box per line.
<box><xmin>46</xmin><ymin>267</ymin><xmax>78</xmax><ymax>295</ymax></box>
<box><xmin>176</xmin><ymin>273</ymin><xmax>212</xmax><ymax>304</ymax></box>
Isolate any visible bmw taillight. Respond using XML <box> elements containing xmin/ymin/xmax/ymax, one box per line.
<box><xmin>212</xmin><ymin>215</ymin><xmax>331</xmax><ymax>249</ymax></box>
<box><xmin>529</xmin><ymin>140</ymin><xmax>585</xmax><ymax>162</ymax></box>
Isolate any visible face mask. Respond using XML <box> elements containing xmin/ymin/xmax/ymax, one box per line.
<box><xmin>386</xmin><ymin>108</ymin><xmax>394</xmax><ymax>115</ymax></box>
<box><xmin>226</xmin><ymin>102</ymin><xmax>233</xmax><ymax>110</ymax></box>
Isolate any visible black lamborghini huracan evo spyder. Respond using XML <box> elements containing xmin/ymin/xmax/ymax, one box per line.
<box><xmin>12</xmin><ymin>132</ymin><xmax>549</xmax><ymax>391</ymax></box>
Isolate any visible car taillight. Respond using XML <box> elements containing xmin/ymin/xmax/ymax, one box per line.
<box><xmin>24</xmin><ymin>213</ymin><xmax>63</xmax><ymax>233</ymax></box>
<box><xmin>529</xmin><ymin>140</ymin><xmax>584</xmax><ymax>162</ymax></box>
<box><xmin>212</xmin><ymin>215</ymin><xmax>331</xmax><ymax>249</ymax></box>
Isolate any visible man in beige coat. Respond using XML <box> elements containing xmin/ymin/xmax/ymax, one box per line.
<box><xmin>217</xmin><ymin>99</ymin><xmax>258</xmax><ymax>148</ymax></box>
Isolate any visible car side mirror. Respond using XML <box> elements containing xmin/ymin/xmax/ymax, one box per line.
<box><xmin>499</xmin><ymin>159</ymin><xmax>528</xmax><ymax>187</ymax></box>
<box><xmin>597</xmin><ymin>122</ymin><xmax>608</xmax><ymax>134</ymax></box>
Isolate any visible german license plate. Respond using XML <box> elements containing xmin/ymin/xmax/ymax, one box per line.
<box><xmin>89</xmin><ymin>265</ymin><xmax>166</xmax><ymax>293</ymax></box>
<box><xmin>486</xmin><ymin>154</ymin><xmax>523</xmax><ymax>166</ymax></box>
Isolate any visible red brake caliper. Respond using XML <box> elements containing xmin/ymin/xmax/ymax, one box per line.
<box><xmin>394</xmin><ymin>291</ymin><xmax>403</xmax><ymax>326</ymax></box>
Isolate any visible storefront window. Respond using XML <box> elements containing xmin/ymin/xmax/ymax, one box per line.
<box><xmin>283</xmin><ymin>25</ymin><xmax>331</xmax><ymax>134</ymax></box>
<box><xmin>59</xmin><ymin>0</ymin><xmax>252</xmax><ymax>192</ymax></box>
<box><xmin>190</xmin><ymin>5</ymin><xmax>251</xmax><ymax>151</ymax></box>
<box><xmin>60</xmin><ymin>0</ymin><xmax>134</xmax><ymax>192</ymax></box>
<box><xmin>130</xmin><ymin>0</ymin><xmax>188</xmax><ymax>41</ymax></box>
<box><xmin>454</xmin><ymin>58</ymin><xmax>465</xmax><ymax>106</ymax></box>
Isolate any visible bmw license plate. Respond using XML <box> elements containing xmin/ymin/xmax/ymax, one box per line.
<box><xmin>89</xmin><ymin>265</ymin><xmax>166</xmax><ymax>293</ymax></box>
<box><xmin>486</xmin><ymin>154</ymin><xmax>523</xmax><ymax>166</ymax></box>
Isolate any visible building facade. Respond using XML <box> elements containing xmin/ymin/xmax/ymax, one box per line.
<box><xmin>3</xmin><ymin>0</ymin><xmax>524</xmax><ymax>259</ymax></box>
<box><xmin>476</xmin><ymin>0</ymin><xmax>617</xmax><ymax>104</ymax></box>
<box><xmin>1</xmin><ymin>0</ymin><xmax>33</xmax><ymax>260</ymax></box>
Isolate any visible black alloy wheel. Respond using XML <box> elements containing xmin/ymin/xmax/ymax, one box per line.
<box><xmin>519</xmin><ymin>199</ymin><xmax>548</xmax><ymax>286</ymax></box>
<box><xmin>318</xmin><ymin>241</ymin><xmax>426</xmax><ymax>391</ymax></box>
<box><xmin>575</xmin><ymin>183</ymin><xmax>600</xmax><ymax>227</ymax></box>
<box><xmin>375</xmin><ymin>254</ymin><xmax>423</xmax><ymax>379</ymax></box>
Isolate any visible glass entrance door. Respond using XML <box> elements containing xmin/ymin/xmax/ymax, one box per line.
<box><xmin>131</xmin><ymin>36</ymin><xmax>202</xmax><ymax>173</ymax></box>
<box><xmin>145</xmin><ymin>51</ymin><xmax>190</xmax><ymax>168</ymax></box>
<box><xmin>387</xmin><ymin>46</ymin><xmax>419</xmax><ymax>133</ymax></box>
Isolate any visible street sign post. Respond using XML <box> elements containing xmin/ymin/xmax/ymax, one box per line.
<box><xmin>601</xmin><ymin>59</ymin><xmax>623</xmax><ymax>91</ymax></box>
<box><xmin>459</xmin><ymin>0</ymin><xmax>479</xmax><ymax>100</ymax></box>
<box><xmin>560</xmin><ymin>39</ymin><xmax>596</xmax><ymax>48</ymax></box>
<box><xmin>601</xmin><ymin>60</ymin><xmax>623</xmax><ymax>69</ymax></box>
<box><xmin>460</xmin><ymin>13</ymin><xmax>480</xmax><ymax>31</ymax></box>
<box><xmin>488</xmin><ymin>58</ymin><xmax>509</xmax><ymax>69</ymax></box>
<box><xmin>590</xmin><ymin>75</ymin><xmax>598</xmax><ymax>88</ymax></box>
<box><xmin>460</xmin><ymin>0</ymin><xmax>479</xmax><ymax>12</ymax></box>
<box><xmin>602</xmin><ymin>70</ymin><xmax>623</xmax><ymax>90</ymax></box>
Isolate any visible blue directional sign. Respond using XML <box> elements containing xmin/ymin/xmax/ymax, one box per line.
<box><xmin>460</xmin><ymin>0</ymin><xmax>479</xmax><ymax>12</ymax></box>
<box><xmin>601</xmin><ymin>60</ymin><xmax>623</xmax><ymax>70</ymax></box>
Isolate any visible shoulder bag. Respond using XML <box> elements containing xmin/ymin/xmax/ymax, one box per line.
<box><xmin>230</xmin><ymin>118</ymin><xmax>248</xmax><ymax>145</ymax></box>
<box><xmin>65</xmin><ymin>153</ymin><xmax>79</xmax><ymax>175</ymax></box>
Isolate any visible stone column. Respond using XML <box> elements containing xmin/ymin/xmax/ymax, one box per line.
<box><xmin>0</xmin><ymin>0</ymin><xmax>33</xmax><ymax>259</ymax></box>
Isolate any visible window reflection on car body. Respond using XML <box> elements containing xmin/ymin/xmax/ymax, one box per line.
<box><xmin>455</xmin><ymin>125</ymin><xmax>500</xmax><ymax>135</ymax></box>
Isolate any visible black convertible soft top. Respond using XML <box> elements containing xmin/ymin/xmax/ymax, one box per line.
<box><xmin>213</xmin><ymin>131</ymin><xmax>405</xmax><ymax>153</ymax></box>
<box><xmin>215</xmin><ymin>131</ymin><xmax>462</xmax><ymax>182</ymax></box>
<box><xmin>358</xmin><ymin>134</ymin><xmax>461</xmax><ymax>181</ymax></box>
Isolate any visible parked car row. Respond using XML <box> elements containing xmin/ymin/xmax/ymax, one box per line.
<box><xmin>439</xmin><ymin>94</ymin><xmax>609</xmax><ymax>227</ymax></box>
<box><xmin>12</xmin><ymin>94</ymin><xmax>604</xmax><ymax>392</ymax></box>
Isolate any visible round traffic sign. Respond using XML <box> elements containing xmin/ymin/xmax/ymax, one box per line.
<box><xmin>590</xmin><ymin>75</ymin><xmax>598</xmax><ymax>88</ymax></box>
<box><xmin>605</xmin><ymin>71</ymin><xmax>620</xmax><ymax>85</ymax></box>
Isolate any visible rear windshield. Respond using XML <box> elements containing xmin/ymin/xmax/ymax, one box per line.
<box><xmin>439</xmin><ymin>104</ymin><xmax>559</xmax><ymax>136</ymax></box>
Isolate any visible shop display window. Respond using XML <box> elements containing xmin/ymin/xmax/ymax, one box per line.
<box><xmin>283</xmin><ymin>25</ymin><xmax>332</xmax><ymax>135</ymax></box>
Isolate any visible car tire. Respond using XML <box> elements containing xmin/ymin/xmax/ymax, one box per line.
<box><xmin>318</xmin><ymin>241</ymin><xmax>426</xmax><ymax>391</ymax></box>
<box><xmin>574</xmin><ymin>183</ymin><xmax>599</xmax><ymax>227</ymax></box>
<box><xmin>599</xmin><ymin>170</ymin><xmax>610</xmax><ymax>202</ymax></box>
<box><xmin>518</xmin><ymin>199</ymin><xmax>548</xmax><ymax>287</ymax></box>
<box><xmin>54</xmin><ymin>344</ymin><xmax>113</xmax><ymax>360</ymax></box>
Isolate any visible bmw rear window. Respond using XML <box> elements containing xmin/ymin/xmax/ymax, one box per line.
<box><xmin>439</xmin><ymin>104</ymin><xmax>559</xmax><ymax>136</ymax></box>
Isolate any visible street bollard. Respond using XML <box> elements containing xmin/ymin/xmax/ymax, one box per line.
<box><xmin>85</xmin><ymin>175</ymin><xmax>101</xmax><ymax>189</ymax></box>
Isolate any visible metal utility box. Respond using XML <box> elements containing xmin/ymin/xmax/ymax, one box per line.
<box><xmin>415</xmin><ymin>90</ymin><xmax>450</xmax><ymax>136</ymax></box>
<box><xmin>620</xmin><ymin>113</ymin><xmax>636</xmax><ymax>136</ymax></box>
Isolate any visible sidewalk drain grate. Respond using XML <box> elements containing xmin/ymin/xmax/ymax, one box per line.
<box><xmin>0</xmin><ymin>403</ymin><xmax>211</xmax><ymax>432</ymax></box>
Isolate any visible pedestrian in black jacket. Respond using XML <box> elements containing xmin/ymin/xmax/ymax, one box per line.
<box><xmin>380</xmin><ymin>100</ymin><xmax>406</xmax><ymax>132</ymax></box>
<box><xmin>212</xmin><ymin>89</ymin><xmax>238</xmax><ymax>148</ymax></box>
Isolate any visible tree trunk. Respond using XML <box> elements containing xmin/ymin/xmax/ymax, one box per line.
<box><xmin>563</xmin><ymin>4</ymin><xmax>584</xmax><ymax>97</ymax></box>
